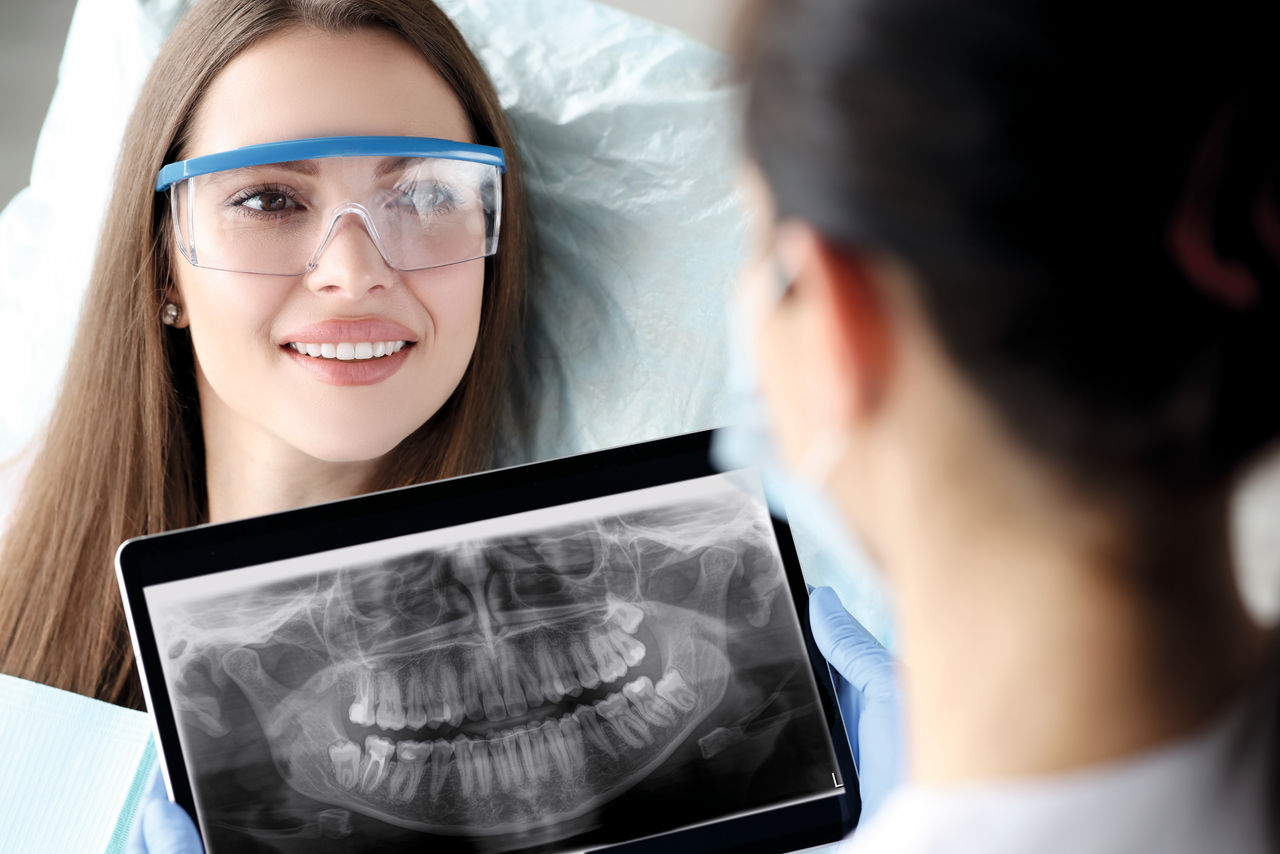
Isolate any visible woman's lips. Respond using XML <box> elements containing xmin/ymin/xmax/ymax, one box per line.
<box><xmin>283</xmin><ymin>341</ymin><xmax>413</xmax><ymax>387</ymax></box>
<box><xmin>279</xmin><ymin>318</ymin><xmax>419</xmax><ymax>387</ymax></box>
<box><xmin>282</xmin><ymin>318</ymin><xmax>418</xmax><ymax>345</ymax></box>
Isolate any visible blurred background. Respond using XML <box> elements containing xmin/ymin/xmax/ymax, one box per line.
<box><xmin>0</xmin><ymin>0</ymin><xmax>741</xmax><ymax>209</ymax></box>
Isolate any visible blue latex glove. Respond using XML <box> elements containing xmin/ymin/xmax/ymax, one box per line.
<box><xmin>126</xmin><ymin>765</ymin><xmax>204</xmax><ymax>854</ymax></box>
<box><xmin>810</xmin><ymin>585</ymin><xmax>903</xmax><ymax>820</ymax></box>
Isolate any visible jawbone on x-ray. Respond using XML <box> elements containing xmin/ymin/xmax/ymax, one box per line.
<box><xmin>149</xmin><ymin>473</ymin><xmax>838</xmax><ymax>852</ymax></box>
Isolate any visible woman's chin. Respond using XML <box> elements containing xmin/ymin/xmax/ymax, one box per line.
<box><xmin>292</xmin><ymin>430</ymin><xmax>420</xmax><ymax>469</ymax></box>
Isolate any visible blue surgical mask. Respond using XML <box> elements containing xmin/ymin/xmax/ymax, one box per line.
<box><xmin>711</xmin><ymin>287</ymin><xmax>899</xmax><ymax>650</ymax></box>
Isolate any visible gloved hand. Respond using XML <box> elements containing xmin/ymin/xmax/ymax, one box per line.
<box><xmin>809</xmin><ymin>585</ymin><xmax>903</xmax><ymax>820</ymax></box>
<box><xmin>126</xmin><ymin>764</ymin><xmax>204</xmax><ymax>854</ymax></box>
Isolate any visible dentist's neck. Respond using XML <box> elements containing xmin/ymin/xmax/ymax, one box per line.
<box><xmin>861</xmin><ymin>437</ymin><xmax>1268</xmax><ymax>784</ymax></box>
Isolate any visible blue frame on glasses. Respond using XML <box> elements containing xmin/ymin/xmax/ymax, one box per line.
<box><xmin>154</xmin><ymin>135</ymin><xmax>506</xmax><ymax>192</ymax></box>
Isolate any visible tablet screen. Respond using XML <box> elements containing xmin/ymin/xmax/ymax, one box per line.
<box><xmin>123</xmin><ymin>436</ymin><xmax>855</xmax><ymax>853</ymax></box>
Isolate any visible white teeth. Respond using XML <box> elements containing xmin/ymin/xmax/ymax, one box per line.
<box><xmin>329</xmin><ymin>739</ymin><xmax>362</xmax><ymax>789</ymax></box>
<box><xmin>359</xmin><ymin>735</ymin><xmax>395</xmax><ymax>793</ymax></box>
<box><xmin>289</xmin><ymin>340</ymin><xmax>407</xmax><ymax>360</ymax></box>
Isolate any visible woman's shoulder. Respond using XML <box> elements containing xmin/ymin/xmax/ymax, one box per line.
<box><xmin>842</xmin><ymin>673</ymin><xmax>1279</xmax><ymax>854</ymax></box>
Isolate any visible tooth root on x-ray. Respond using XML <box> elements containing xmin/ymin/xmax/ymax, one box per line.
<box><xmin>568</xmin><ymin>637</ymin><xmax>601</xmax><ymax>690</ymax></box>
<box><xmin>349</xmin><ymin>669</ymin><xmax>376</xmax><ymax>728</ymax></box>
<box><xmin>360</xmin><ymin>735</ymin><xmax>395</xmax><ymax>794</ymax></box>
<box><xmin>375</xmin><ymin>671</ymin><xmax>407</xmax><ymax>731</ymax></box>
<box><xmin>557</xmin><ymin>715</ymin><xmax>588</xmax><ymax>774</ymax></box>
<box><xmin>655</xmin><ymin>668</ymin><xmax>698</xmax><ymax>712</ymax></box>
<box><xmin>387</xmin><ymin>740</ymin><xmax>431</xmax><ymax>803</ymax></box>
<box><xmin>429</xmin><ymin>738</ymin><xmax>454</xmax><ymax>798</ymax></box>
<box><xmin>472</xmin><ymin>739</ymin><xmax>495</xmax><ymax>795</ymax></box>
<box><xmin>624</xmin><ymin>676</ymin><xmax>678</xmax><ymax>727</ymax></box>
<box><xmin>609</xmin><ymin>627</ymin><xmax>647</xmax><ymax>667</ymax></box>
<box><xmin>596</xmin><ymin>694</ymin><xmax>654</xmax><ymax>749</ymax></box>
<box><xmin>329</xmin><ymin>740</ymin><xmax>361</xmax><ymax>790</ymax></box>
<box><xmin>404</xmin><ymin>668</ymin><xmax>429</xmax><ymax>730</ymax></box>
<box><xmin>572</xmin><ymin>704</ymin><xmax>617</xmax><ymax>758</ymax></box>
<box><xmin>166</xmin><ymin>485</ymin><xmax>815</xmax><ymax>843</ymax></box>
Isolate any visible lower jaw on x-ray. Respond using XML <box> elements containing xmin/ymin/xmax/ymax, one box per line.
<box><xmin>149</xmin><ymin>473</ymin><xmax>841</xmax><ymax>854</ymax></box>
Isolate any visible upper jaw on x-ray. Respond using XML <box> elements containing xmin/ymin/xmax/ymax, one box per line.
<box><xmin>160</xmin><ymin>489</ymin><xmax>788</xmax><ymax>843</ymax></box>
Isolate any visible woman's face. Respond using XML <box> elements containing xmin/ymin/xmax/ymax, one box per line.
<box><xmin>172</xmin><ymin>26</ymin><xmax>484</xmax><ymax>465</ymax></box>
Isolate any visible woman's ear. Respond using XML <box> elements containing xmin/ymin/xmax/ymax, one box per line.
<box><xmin>775</xmin><ymin>223</ymin><xmax>895</xmax><ymax>431</ymax></box>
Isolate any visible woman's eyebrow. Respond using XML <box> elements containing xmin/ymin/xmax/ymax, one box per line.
<box><xmin>374</xmin><ymin>156</ymin><xmax>418</xmax><ymax>177</ymax></box>
<box><xmin>207</xmin><ymin>159</ymin><xmax>321</xmax><ymax>182</ymax></box>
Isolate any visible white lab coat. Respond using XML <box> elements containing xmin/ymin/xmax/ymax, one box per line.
<box><xmin>842</xmin><ymin>670</ymin><xmax>1278</xmax><ymax>854</ymax></box>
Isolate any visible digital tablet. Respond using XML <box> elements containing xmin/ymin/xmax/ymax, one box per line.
<box><xmin>116</xmin><ymin>430</ymin><xmax>860</xmax><ymax>854</ymax></box>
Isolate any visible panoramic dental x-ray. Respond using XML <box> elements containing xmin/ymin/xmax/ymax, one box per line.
<box><xmin>146</xmin><ymin>473</ymin><xmax>841</xmax><ymax>853</ymax></box>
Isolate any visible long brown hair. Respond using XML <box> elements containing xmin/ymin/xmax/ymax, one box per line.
<box><xmin>0</xmin><ymin>0</ymin><xmax>537</xmax><ymax>709</ymax></box>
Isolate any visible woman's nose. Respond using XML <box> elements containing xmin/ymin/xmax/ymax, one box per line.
<box><xmin>304</xmin><ymin>208</ymin><xmax>393</xmax><ymax>298</ymax></box>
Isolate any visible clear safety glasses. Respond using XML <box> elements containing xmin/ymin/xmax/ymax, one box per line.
<box><xmin>155</xmin><ymin>136</ymin><xmax>505</xmax><ymax>276</ymax></box>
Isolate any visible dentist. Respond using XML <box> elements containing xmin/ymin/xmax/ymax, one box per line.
<box><xmin>735</xmin><ymin>0</ymin><xmax>1280</xmax><ymax>851</ymax></box>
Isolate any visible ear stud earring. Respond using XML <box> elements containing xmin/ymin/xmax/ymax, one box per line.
<box><xmin>162</xmin><ymin>302</ymin><xmax>182</xmax><ymax>326</ymax></box>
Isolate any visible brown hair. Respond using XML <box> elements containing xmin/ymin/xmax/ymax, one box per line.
<box><xmin>0</xmin><ymin>0</ymin><xmax>538</xmax><ymax>708</ymax></box>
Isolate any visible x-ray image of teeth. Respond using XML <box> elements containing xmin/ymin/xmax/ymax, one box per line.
<box><xmin>147</xmin><ymin>472</ymin><xmax>842</xmax><ymax>854</ymax></box>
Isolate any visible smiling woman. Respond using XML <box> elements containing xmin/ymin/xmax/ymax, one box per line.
<box><xmin>0</xmin><ymin>0</ymin><xmax>539</xmax><ymax>709</ymax></box>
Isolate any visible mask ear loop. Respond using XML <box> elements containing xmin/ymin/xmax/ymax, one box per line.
<box><xmin>794</xmin><ymin>429</ymin><xmax>850</xmax><ymax>491</ymax></box>
<box><xmin>767</xmin><ymin>230</ymin><xmax>854</xmax><ymax>492</ymax></box>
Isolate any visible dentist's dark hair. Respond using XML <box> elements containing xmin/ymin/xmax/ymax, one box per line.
<box><xmin>0</xmin><ymin>0</ymin><xmax>542</xmax><ymax>708</ymax></box>
<box><xmin>741</xmin><ymin>0</ymin><xmax>1280</xmax><ymax>496</ymax></box>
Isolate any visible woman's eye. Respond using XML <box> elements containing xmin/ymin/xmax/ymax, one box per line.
<box><xmin>240</xmin><ymin>190</ymin><xmax>293</xmax><ymax>212</ymax></box>
<box><xmin>399</xmin><ymin>183</ymin><xmax>458</xmax><ymax>213</ymax></box>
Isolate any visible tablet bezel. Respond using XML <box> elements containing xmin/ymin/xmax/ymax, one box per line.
<box><xmin>116</xmin><ymin>429</ymin><xmax>861</xmax><ymax>853</ymax></box>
